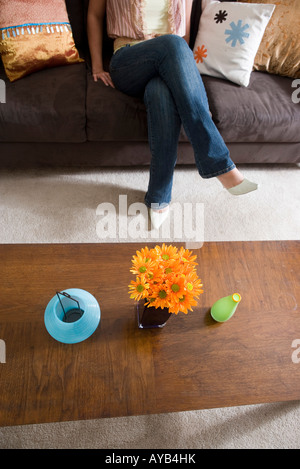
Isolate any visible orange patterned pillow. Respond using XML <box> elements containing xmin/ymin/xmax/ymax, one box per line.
<box><xmin>240</xmin><ymin>0</ymin><xmax>300</xmax><ymax>79</ymax></box>
<box><xmin>0</xmin><ymin>0</ymin><xmax>84</xmax><ymax>82</ymax></box>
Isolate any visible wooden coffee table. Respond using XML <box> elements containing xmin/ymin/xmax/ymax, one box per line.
<box><xmin>0</xmin><ymin>241</ymin><xmax>299</xmax><ymax>427</ymax></box>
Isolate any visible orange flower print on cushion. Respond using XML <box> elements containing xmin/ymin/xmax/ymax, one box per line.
<box><xmin>194</xmin><ymin>45</ymin><xmax>208</xmax><ymax>64</ymax></box>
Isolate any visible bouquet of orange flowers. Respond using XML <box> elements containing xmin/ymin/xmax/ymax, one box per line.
<box><xmin>129</xmin><ymin>244</ymin><xmax>203</xmax><ymax>315</ymax></box>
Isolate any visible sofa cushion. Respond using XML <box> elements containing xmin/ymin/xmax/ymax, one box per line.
<box><xmin>240</xmin><ymin>0</ymin><xmax>300</xmax><ymax>80</ymax></box>
<box><xmin>0</xmin><ymin>61</ymin><xmax>87</xmax><ymax>142</ymax></box>
<box><xmin>193</xmin><ymin>0</ymin><xmax>275</xmax><ymax>87</ymax></box>
<box><xmin>0</xmin><ymin>0</ymin><xmax>83</xmax><ymax>82</ymax></box>
<box><xmin>86</xmin><ymin>74</ymin><xmax>148</xmax><ymax>142</ymax></box>
<box><xmin>203</xmin><ymin>71</ymin><xmax>300</xmax><ymax>143</ymax></box>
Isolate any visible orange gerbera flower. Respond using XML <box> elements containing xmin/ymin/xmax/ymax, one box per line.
<box><xmin>130</xmin><ymin>250</ymin><xmax>155</xmax><ymax>276</ymax></box>
<box><xmin>166</xmin><ymin>273</ymin><xmax>186</xmax><ymax>303</ymax></box>
<box><xmin>185</xmin><ymin>271</ymin><xmax>204</xmax><ymax>298</ymax></box>
<box><xmin>155</xmin><ymin>243</ymin><xmax>179</xmax><ymax>262</ymax></box>
<box><xmin>128</xmin><ymin>276</ymin><xmax>150</xmax><ymax>301</ymax></box>
<box><xmin>149</xmin><ymin>284</ymin><xmax>170</xmax><ymax>310</ymax></box>
<box><xmin>178</xmin><ymin>247</ymin><xmax>198</xmax><ymax>267</ymax></box>
<box><xmin>170</xmin><ymin>293</ymin><xmax>197</xmax><ymax>315</ymax></box>
<box><xmin>138</xmin><ymin>246</ymin><xmax>157</xmax><ymax>262</ymax></box>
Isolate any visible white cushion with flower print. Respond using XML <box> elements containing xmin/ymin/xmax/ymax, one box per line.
<box><xmin>193</xmin><ymin>0</ymin><xmax>275</xmax><ymax>86</ymax></box>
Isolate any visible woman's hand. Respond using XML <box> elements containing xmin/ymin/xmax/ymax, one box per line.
<box><xmin>93</xmin><ymin>70</ymin><xmax>115</xmax><ymax>88</ymax></box>
<box><xmin>87</xmin><ymin>0</ymin><xmax>114</xmax><ymax>87</ymax></box>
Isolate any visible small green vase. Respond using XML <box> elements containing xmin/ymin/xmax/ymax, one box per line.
<box><xmin>211</xmin><ymin>293</ymin><xmax>241</xmax><ymax>322</ymax></box>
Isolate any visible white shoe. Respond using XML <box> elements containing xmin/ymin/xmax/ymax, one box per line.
<box><xmin>227</xmin><ymin>178</ymin><xmax>258</xmax><ymax>195</ymax></box>
<box><xmin>149</xmin><ymin>206</ymin><xmax>170</xmax><ymax>230</ymax></box>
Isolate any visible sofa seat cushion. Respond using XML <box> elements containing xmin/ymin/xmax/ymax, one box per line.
<box><xmin>0</xmin><ymin>62</ymin><xmax>86</xmax><ymax>142</ymax></box>
<box><xmin>86</xmin><ymin>73</ymin><xmax>148</xmax><ymax>142</ymax></box>
<box><xmin>203</xmin><ymin>71</ymin><xmax>300</xmax><ymax>143</ymax></box>
<box><xmin>86</xmin><ymin>73</ymin><xmax>189</xmax><ymax>142</ymax></box>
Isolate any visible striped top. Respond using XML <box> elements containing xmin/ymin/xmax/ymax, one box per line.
<box><xmin>106</xmin><ymin>0</ymin><xmax>186</xmax><ymax>43</ymax></box>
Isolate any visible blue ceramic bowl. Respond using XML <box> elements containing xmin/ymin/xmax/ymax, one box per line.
<box><xmin>44</xmin><ymin>288</ymin><xmax>101</xmax><ymax>344</ymax></box>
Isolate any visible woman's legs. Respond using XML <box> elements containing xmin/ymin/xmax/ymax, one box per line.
<box><xmin>109</xmin><ymin>35</ymin><xmax>255</xmax><ymax>206</ymax></box>
<box><xmin>144</xmin><ymin>76</ymin><xmax>181</xmax><ymax>208</ymax></box>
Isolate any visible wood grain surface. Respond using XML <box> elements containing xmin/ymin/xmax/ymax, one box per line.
<box><xmin>0</xmin><ymin>241</ymin><xmax>299</xmax><ymax>426</ymax></box>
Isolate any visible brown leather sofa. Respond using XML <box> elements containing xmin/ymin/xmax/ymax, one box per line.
<box><xmin>0</xmin><ymin>0</ymin><xmax>299</xmax><ymax>168</ymax></box>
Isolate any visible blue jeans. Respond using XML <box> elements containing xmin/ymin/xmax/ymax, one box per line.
<box><xmin>109</xmin><ymin>35</ymin><xmax>235</xmax><ymax>208</ymax></box>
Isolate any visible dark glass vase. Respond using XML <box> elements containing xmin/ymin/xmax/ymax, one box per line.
<box><xmin>136</xmin><ymin>299</ymin><xmax>172</xmax><ymax>329</ymax></box>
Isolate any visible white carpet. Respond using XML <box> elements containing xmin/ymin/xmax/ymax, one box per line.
<box><xmin>1</xmin><ymin>401</ymin><xmax>300</xmax><ymax>449</ymax></box>
<box><xmin>0</xmin><ymin>164</ymin><xmax>299</xmax><ymax>244</ymax></box>
<box><xmin>0</xmin><ymin>163</ymin><xmax>300</xmax><ymax>449</ymax></box>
